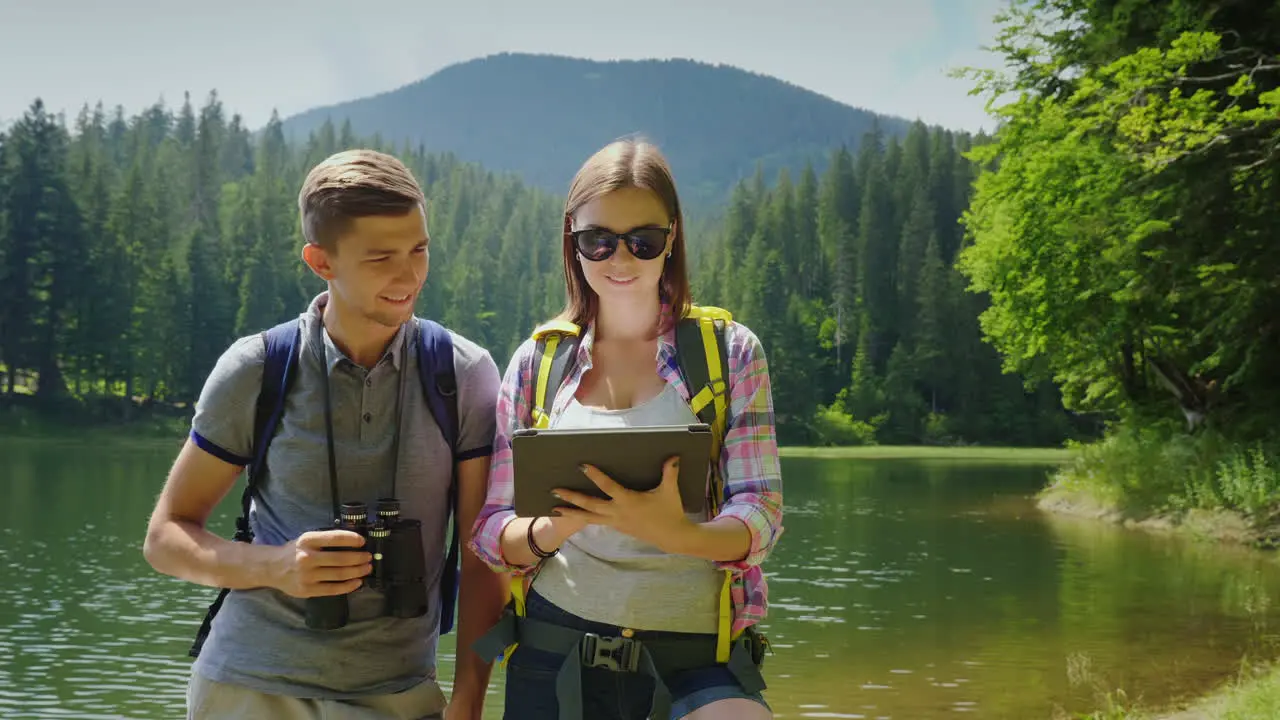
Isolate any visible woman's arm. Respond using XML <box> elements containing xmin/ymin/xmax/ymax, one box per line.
<box><xmin>661</xmin><ymin>516</ymin><xmax>755</xmax><ymax>563</ymax></box>
<box><xmin>705</xmin><ymin>321</ymin><xmax>784</xmax><ymax>571</ymax></box>
<box><xmin>468</xmin><ymin>339</ymin><xmax>536</xmax><ymax>573</ymax></box>
<box><xmin>467</xmin><ymin>338</ymin><xmax>584</xmax><ymax>572</ymax></box>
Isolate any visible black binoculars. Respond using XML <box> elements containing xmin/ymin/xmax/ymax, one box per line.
<box><xmin>304</xmin><ymin>498</ymin><xmax>429</xmax><ymax>630</ymax></box>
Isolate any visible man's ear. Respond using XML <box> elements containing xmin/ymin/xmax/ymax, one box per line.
<box><xmin>301</xmin><ymin>242</ymin><xmax>336</xmax><ymax>281</ymax></box>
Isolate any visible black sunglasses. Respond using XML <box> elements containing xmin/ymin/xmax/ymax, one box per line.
<box><xmin>570</xmin><ymin>224</ymin><xmax>672</xmax><ymax>262</ymax></box>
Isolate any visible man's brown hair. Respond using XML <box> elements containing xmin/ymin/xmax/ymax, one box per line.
<box><xmin>298</xmin><ymin>149</ymin><xmax>426</xmax><ymax>250</ymax></box>
<box><xmin>556</xmin><ymin>138</ymin><xmax>691</xmax><ymax>332</ymax></box>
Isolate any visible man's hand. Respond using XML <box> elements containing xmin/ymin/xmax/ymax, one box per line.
<box><xmin>145</xmin><ymin>437</ymin><xmax>331</xmax><ymax>592</ymax></box>
<box><xmin>551</xmin><ymin>456</ymin><xmax>695</xmax><ymax>553</ymax></box>
<box><xmin>267</xmin><ymin>530</ymin><xmax>371</xmax><ymax>598</ymax></box>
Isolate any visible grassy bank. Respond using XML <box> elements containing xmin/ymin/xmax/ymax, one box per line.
<box><xmin>0</xmin><ymin>404</ymin><xmax>188</xmax><ymax>445</ymax></box>
<box><xmin>782</xmin><ymin>444</ymin><xmax>1072</xmax><ymax>463</ymax></box>
<box><xmin>1077</xmin><ymin>660</ymin><xmax>1280</xmax><ymax>719</ymax></box>
<box><xmin>1156</xmin><ymin>663</ymin><xmax>1280</xmax><ymax>720</ymax></box>
<box><xmin>1037</xmin><ymin>423</ymin><xmax>1280</xmax><ymax>550</ymax></box>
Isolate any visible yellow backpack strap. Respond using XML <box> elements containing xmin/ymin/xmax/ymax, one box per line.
<box><xmin>675</xmin><ymin>305</ymin><xmax>732</xmax><ymax>493</ymax></box>
<box><xmin>674</xmin><ymin>305</ymin><xmax>735</xmax><ymax>661</ymax></box>
<box><xmin>530</xmin><ymin>320</ymin><xmax>581</xmax><ymax>429</ymax></box>
<box><xmin>685</xmin><ymin>304</ymin><xmax>734</xmax><ymax>324</ymax></box>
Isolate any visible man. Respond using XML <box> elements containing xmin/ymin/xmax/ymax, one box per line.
<box><xmin>143</xmin><ymin>149</ymin><xmax>507</xmax><ymax>719</ymax></box>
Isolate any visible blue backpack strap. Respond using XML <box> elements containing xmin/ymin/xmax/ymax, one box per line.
<box><xmin>188</xmin><ymin>318</ymin><xmax>301</xmax><ymax>658</ymax></box>
<box><xmin>240</xmin><ymin>319</ymin><xmax>304</xmax><ymax>538</ymax></box>
<box><xmin>416</xmin><ymin>318</ymin><xmax>461</xmax><ymax>635</ymax></box>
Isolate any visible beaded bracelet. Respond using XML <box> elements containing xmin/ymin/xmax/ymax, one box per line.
<box><xmin>527</xmin><ymin>519</ymin><xmax>558</xmax><ymax>559</ymax></box>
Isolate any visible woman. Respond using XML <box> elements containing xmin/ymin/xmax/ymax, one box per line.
<box><xmin>469</xmin><ymin>139</ymin><xmax>783</xmax><ymax>720</ymax></box>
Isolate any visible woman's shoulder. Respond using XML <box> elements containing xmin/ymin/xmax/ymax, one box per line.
<box><xmin>723</xmin><ymin>316</ymin><xmax>761</xmax><ymax>346</ymax></box>
<box><xmin>686</xmin><ymin>306</ymin><xmax>765</xmax><ymax>361</ymax></box>
<box><xmin>723</xmin><ymin>318</ymin><xmax>771</xmax><ymax>377</ymax></box>
<box><xmin>676</xmin><ymin>306</ymin><xmax>770</xmax><ymax>379</ymax></box>
<box><xmin>501</xmin><ymin>335</ymin><xmax>540</xmax><ymax>382</ymax></box>
<box><xmin>501</xmin><ymin>317</ymin><xmax>583</xmax><ymax>385</ymax></box>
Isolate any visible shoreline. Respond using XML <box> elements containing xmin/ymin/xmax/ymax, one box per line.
<box><xmin>1034</xmin><ymin>479</ymin><xmax>1274</xmax><ymax>550</ymax></box>
<box><xmin>1149</xmin><ymin>663</ymin><xmax>1280</xmax><ymax>720</ymax></box>
<box><xmin>781</xmin><ymin>444</ymin><xmax>1072</xmax><ymax>463</ymax></box>
<box><xmin>1035</xmin><ymin>484</ymin><xmax>1277</xmax><ymax>550</ymax></box>
<box><xmin>0</xmin><ymin>419</ymin><xmax>189</xmax><ymax>446</ymax></box>
<box><xmin>3</xmin><ymin>424</ymin><xmax>1078</xmax><ymax>462</ymax></box>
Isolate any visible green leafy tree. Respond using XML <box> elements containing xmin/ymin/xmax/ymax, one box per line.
<box><xmin>958</xmin><ymin>14</ymin><xmax>1280</xmax><ymax>434</ymax></box>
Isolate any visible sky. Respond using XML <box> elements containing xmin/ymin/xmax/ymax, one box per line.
<box><xmin>0</xmin><ymin>0</ymin><xmax>1010</xmax><ymax>134</ymax></box>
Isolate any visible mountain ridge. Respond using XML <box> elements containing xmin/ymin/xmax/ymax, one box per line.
<box><xmin>276</xmin><ymin>52</ymin><xmax>921</xmax><ymax>203</ymax></box>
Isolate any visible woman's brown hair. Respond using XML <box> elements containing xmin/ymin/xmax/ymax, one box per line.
<box><xmin>556</xmin><ymin>138</ymin><xmax>691</xmax><ymax>332</ymax></box>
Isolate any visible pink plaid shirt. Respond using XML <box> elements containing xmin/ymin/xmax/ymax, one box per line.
<box><xmin>468</xmin><ymin>306</ymin><xmax>784</xmax><ymax>636</ymax></box>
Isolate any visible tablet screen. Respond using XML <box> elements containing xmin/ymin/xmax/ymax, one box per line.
<box><xmin>510</xmin><ymin>424</ymin><xmax>713</xmax><ymax>517</ymax></box>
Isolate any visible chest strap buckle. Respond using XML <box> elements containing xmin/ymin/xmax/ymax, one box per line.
<box><xmin>580</xmin><ymin>633</ymin><xmax>640</xmax><ymax>672</ymax></box>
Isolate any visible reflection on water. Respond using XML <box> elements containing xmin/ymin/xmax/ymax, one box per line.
<box><xmin>2</xmin><ymin>441</ymin><xmax>1279</xmax><ymax>718</ymax></box>
<box><xmin>748</xmin><ymin>458</ymin><xmax>1280</xmax><ymax>719</ymax></box>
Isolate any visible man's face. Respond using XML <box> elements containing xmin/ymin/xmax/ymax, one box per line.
<box><xmin>307</xmin><ymin>207</ymin><xmax>430</xmax><ymax>329</ymax></box>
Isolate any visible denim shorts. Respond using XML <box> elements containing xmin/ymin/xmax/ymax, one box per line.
<box><xmin>502</xmin><ymin>590</ymin><xmax>770</xmax><ymax>719</ymax></box>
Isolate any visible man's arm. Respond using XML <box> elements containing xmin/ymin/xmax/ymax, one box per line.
<box><xmin>141</xmin><ymin>332</ymin><xmax>287</xmax><ymax>591</ymax></box>
<box><xmin>142</xmin><ymin>438</ymin><xmax>370</xmax><ymax>597</ymax></box>
<box><xmin>143</xmin><ymin>438</ymin><xmax>280</xmax><ymax>588</ymax></box>
<box><xmin>448</xmin><ymin>454</ymin><xmax>509</xmax><ymax>719</ymax></box>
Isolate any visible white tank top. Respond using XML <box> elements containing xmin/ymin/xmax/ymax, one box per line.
<box><xmin>530</xmin><ymin>383</ymin><xmax>723</xmax><ymax>633</ymax></box>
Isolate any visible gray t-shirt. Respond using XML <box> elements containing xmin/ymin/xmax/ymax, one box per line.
<box><xmin>188</xmin><ymin>293</ymin><xmax>500</xmax><ymax>699</ymax></box>
<box><xmin>531</xmin><ymin>384</ymin><xmax>724</xmax><ymax>634</ymax></box>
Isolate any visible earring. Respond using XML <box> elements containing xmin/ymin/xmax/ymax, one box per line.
<box><xmin>575</xmin><ymin>251</ymin><xmax>583</xmax><ymax>262</ymax></box>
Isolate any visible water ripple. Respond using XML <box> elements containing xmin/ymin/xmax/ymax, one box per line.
<box><xmin>0</xmin><ymin>527</ymin><xmax>202</xmax><ymax>718</ymax></box>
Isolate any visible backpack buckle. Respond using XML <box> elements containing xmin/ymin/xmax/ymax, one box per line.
<box><xmin>745</xmin><ymin>627</ymin><xmax>772</xmax><ymax>666</ymax></box>
<box><xmin>709</xmin><ymin>377</ymin><xmax>727</xmax><ymax>399</ymax></box>
<box><xmin>581</xmin><ymin>633</ymin><xmax>640</xmax><ymax>672</ymax></box>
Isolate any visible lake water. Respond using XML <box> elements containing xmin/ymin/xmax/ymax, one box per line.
<box><xmin>3</xmin><ymin>438</ymin><xmax>1279</xmax><ymax>719</ymax></box>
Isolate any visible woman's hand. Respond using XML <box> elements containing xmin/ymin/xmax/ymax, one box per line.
<box><xmin>551</xmin><ymin>456</ymin><xmax>694</xmax><ymax>553</ymax></box>
<box><xmin>545</xmin><ymin>511</ymin><xmax>590</xmax><ymax>540</ymax></box>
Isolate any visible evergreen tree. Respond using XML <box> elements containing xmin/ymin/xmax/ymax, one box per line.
<box><xmin>0</xmin><ymin>100</ymin><xmax>84</xmax><ymax>401</ymax></box>
<box><xmin>0</xmin><ymin>89</ymin><xmax>1078</xmax><ymax>447</ymax></box>
<box><xmin>854</xmin><ymin>144</ymin><xmax>896</xmax><ymax>370</ymax></box>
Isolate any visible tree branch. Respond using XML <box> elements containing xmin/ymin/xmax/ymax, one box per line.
<box><xmin>1138</xmin><ymin>120</ymin><xmax>1280</xmax><ymax>170</ymax></box>
<box><xmin>1172</xmin><ymin>57</ymin><xmax>1280</xmax><ymax>86</ymax></box>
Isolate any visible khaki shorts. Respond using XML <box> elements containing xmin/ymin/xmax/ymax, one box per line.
<box><xmin>186</xmin><ymin>671</ymin><xmax>447</xmax><ymax>720</ymax></box>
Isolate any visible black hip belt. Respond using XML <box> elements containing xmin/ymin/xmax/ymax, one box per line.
<box><xmin>474</xmin><ymin>608</ymin><xmax>767</xmax><ymax>720</ymax></box>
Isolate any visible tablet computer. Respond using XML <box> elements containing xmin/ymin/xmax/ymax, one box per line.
<box><xmin>510</xmin><ymin>424</ymin><xmax>713</xmax><ymax>518</ymax></box>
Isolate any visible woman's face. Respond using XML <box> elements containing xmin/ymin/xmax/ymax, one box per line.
<box><xmin>569</xmin><ymin>187</ymin><xmax>674</xmax><ymax>308</ymax></box>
